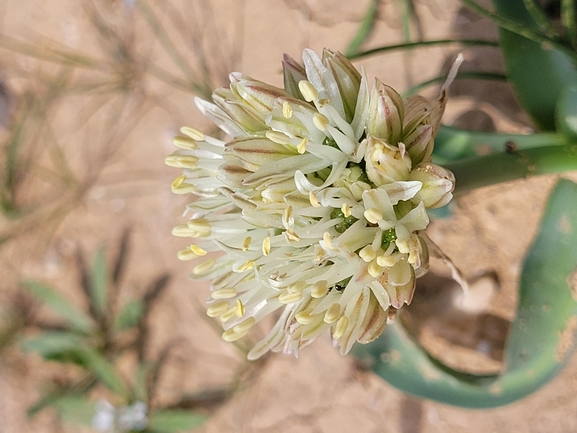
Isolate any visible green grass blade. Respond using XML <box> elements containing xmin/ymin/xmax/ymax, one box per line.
<box><xmin>21</xmin><ymin>281</ymin><xmax>94</xmax><ymax>333</ymax></box>
<box><xmin>345</xmin><ymin>0</ymin><xmax>380</xmax><ymax>57</ymax></box>
<box><xmin>20</xmin><ymin>331</ymin><xmax>85</xmax><ymax>358</ymax></box>
<box><xmin>90</xmin><ymin>247</ymin><xmax>108</xmax><ymax>317</ymax></box>
<box><xmin>114</xmin><ymin>300</ymin><xmax>144</xmax><ymax>332</ymax></box>
<box><xmin>355</xmin><ymin>178</ymin><xmax>577</xmax><ymax>407</ymax></box>
<box><xmin>147</xmin><ymin>410</ymin><xmax>207</xmax><ymax>432</ymax></box>
<box><xmin>561</xmin><ymin>0</ymin><xmax>577</xmax><ymax>49</ymax></box>
<box><xmin>348</xmin><ymin>39</ymin><xmax>498</xmax><ymax>60</ymax></box>
<box><xmin>75</xmin><ymin>348</ymin><xmax>128</xmax><ymax>398</ymax></box>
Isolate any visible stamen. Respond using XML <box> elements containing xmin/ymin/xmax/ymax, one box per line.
<box><xmin>288</xmin><ymin>281</ymin><xmax>306</xmax><ymax>293</ymax></box>
<box><xmin>286</xmin><ymin>229</ymin><xmax>301</xmax><ymax>242</ymax></box>
<box><xmin>207</xmin><ymin>301</ymin><xmax>230</xmax><ymax>317</ymax></box>
<box><xmin>242</xmin><ymin>236</ymin><xmax>252</xmax><ymax>252</ymax></box>
<box><xmin>237</xmin><ymin>260</ymin><xmax>255</xmax><ymax>272</ymax></box>
<box><xmin>172</xmin><ymin>225</ymin><xmax>196</xmax><ymax>237</ymax></box>
<box><xmin>341</xmin><ymin>203</ymin><xmax>352</xmax><ymax>218</ymax></box>
<box><xmin>193</xmin><ymin>258</ymin><xmax>216</xmax><ymax>275</ymax></box>
<box><xmin>313</xmin><ymin>113</ymin><xmax>329</xmax><ymax>131</ymax></box>
<box><xmin>220</xmin><ymin>305</ymin><xmax>238</xmax><ymax>322</ymax></box>
<box><xmin>171</xmin><ymin>175</ymin><xmax>186</xmax><ymax>189</ymax></box>
<box><xmin>359</xmin><ymin>245</ymin><xmax>377</xmax><ymax>263</ymax></box>
<box><xmin>177</xmin><ymin>245</ymin><xmax>205</xmax><ymax>261</ymax></box>
<box><xmin>279</xmin><ymin>290</ymin><xmax>303</xmax><ymax>304</ymax></box>
<box><xmin>323</xmin><ymin>232</ymin><xmax>334</xmax><ymax>250</ymax></box>
<box><xmin>311</xmin><ymin>280</ymin><xmax>329</xmax><ymax>298</ymax></box>
<box><xmin>364</xmin><ymin>208</ymin><xmax>383</xmax><ymax>224</ymax></box>
<box><xmin>235</xmin><ymin>299</ymin><xmax>245</xmax><ymax>317</ymax></box>
<box><xmin>222</xmin><ymin>328</ymin><xmax>249</xmax><ymax>342</ymax></box>
<box><xmin>368</xmin><ymin>260</ymin><xmax>384</xmax><ymax>278</ymax></box>
<box><xmin>187</xmin><ymin>219</ymin><xmax>212</xmax><ymax>236</ymax></box>
<box><xmin>266</xmin><ymin>130</ymin><xmax>291</xmax><ymax>145</ymax></box>
<box><xmin>324</xmin><ymin>303</ymin><xmax>342</xmax><ymax>324</ymax></box>
<box><xmin>173</xmin><ymin>135</ymin><xmax>197</xmax><ymax>150</ymax></box>
<box><xmin>282</xmin><ymin>101</ymin><xmax>293</xmax><ymax>118</ymax></box>
<box><xmin>297</xmin><ymin>138</ymin><xmax>308</xmax><ymax>154</ymax></box>
<box><xmin>298</xmin><ymin>80</ymin><xmax>318</xmax><ymax>102</ymax></box>
<box><xmin>175</xmin><ymin>155</ymin><xmax>199</xmax><ymax>169</ymax></box>
<box><xmin>180</xmin><ymin>126</ymin><xmax>205</xmax><ymax>141</ymax></box>
<box><xmin>211</xmin><ymin>287</ymin><xmax>237</xmax><ymax>299</ymax></box>
<box><xmin>396</xmin><ymin>238</ymin><xmax>409</xmax><ymax>254</ymax></box>
<box><xmin>309</xmin><ymin>191</ymin><xmax>321</xmax><ymax>207</ymax></box>
<box><xmin>333</xmin><ymin>316</ymin><xmax>349</xmax><ymax>339</ymax></box>
<box><xmin>296</xmin><ymin>308</ymin><xmax>316</xmax><ymax>325</ymax></box>
<box><xmin>376</xmin><ymin>254</ymin><xmax>396</xmax><ymax>267</ymax></box>
<box><xmin>262</xmin><ymin>237</ymin><xmax>271</xmax><ymax>256</ymax></box>
<box><xmin>233</xmin><ymin>317</ymin><xmax>256</xmax><ymax>333</ymax></box>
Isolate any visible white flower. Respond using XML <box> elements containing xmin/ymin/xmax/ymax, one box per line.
<box><xmin>92</xmin><ymin>400</ymin><xmax>147</xmax><ymax>433</ymax></box>
<box><xmin>168</xmin><ymin>49</ymin><xmax>456</xmax><ymax>358</ymax></box>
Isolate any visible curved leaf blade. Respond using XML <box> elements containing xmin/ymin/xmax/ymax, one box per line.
<box><xmin>354</xmin><ymin>178</ymin><xmax>577</xmax><ymax>407</ymax></box>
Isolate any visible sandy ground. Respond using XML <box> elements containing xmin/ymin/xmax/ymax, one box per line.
<box><xmin>1</xmin><ymin>0</ymin><xmax>577</xmax><ymax>432</ymax></box>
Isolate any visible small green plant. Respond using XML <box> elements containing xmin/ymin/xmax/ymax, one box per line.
<box><xmin>18</xmin><ymin>231</ymin><xmax>215</xmax><ymax>432</ymax></box>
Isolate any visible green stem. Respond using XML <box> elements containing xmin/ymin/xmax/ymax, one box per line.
<box><xmin>446</xmin><ymin>143</ymin><xmax>577</xmax><ymax>195</ymax></box>
<box><xmin>347</xmin><ymin>39</ymin><xmax>499</xmax><ymax>60</ymax></box>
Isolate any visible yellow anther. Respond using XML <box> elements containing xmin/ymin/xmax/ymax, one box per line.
<box><xmin>298</xmin><ymin>80</ymin><xmax>319</xmax><ymax>102</ymax></box>
<box><xmin>296</xmin><ymin>308</ymin><xmax>316</xmax><ymax>325</ymax></box>
<box><xmin>193</xmin><ymin>258</ymin><xmax>216</xmax><ymax>275</ymax></box>
<box><xmin>376</xmin><ymin>254</ymin><xmax>396</xmax><ymax>267</ymax></box>
<box><xmin>364</xmin><ymin>207</ymin><xmax>383</xmax><ymax>224</ymax></box>
<box><xmin>187</xmin><ymin>219</ymin><xmax>212</xmax><ymax>236</ymax></box>
<box><xmin>288</xmin><ymin>281</ymin><xmax>306</xmax><ymax>293</ymax></box>
<box><xmin>396</xmin><ymin>238</ymin><xmax>410</xmax><ymax>254</ymax></box>
<box><xmin>368</xmin><ymin>260</ymin><xmax>384</xmax><ymax>278</ymax></box>
<box><xmin>324</xmin><ymin>303</ymin><xmax>342</xmax><ymax>324</ymax></box>
<box><xmin>286</xmin><ymin>229</ymin><xmax>301</xmax><ymax>242</ymax></box>
<box><xmin>333</xmin><ymin>316</ymin><xmax>349</xmax><ymax>339</ymax></box>
<box><xmin>282</xmin><ymin>101</ymin><xmax>293</xmax><ymax>118</ymax></box>
<box><xmin>177</xmin><ymin>247</ymin><xmax>199</xmax><ymax>261</ymax></box>
<box><xmin>359</xmin><ymin>245</ymin><xmax>377</xmax><ymax>263</ymax></box>
<box><xmin>283</xmin><ymin>206</ymin><xmax>293</xmax><ymax>223</ymax></box>
<box><xmin>180</xmin><ymin>126</ymin><xmax>205</xmax><ymax>141</ymax></box>
<box><xmin>207</xmin><ymin>301</ymin><xmax>230</xmax><ymax>317</ymax></box>
<box><xmin>221</xmin><ymin>328</ymin><xmax>248</xmax><ymax>342</ymax></box>
<box><xmin>279</xmin><ymin>290</ymin><xmax>303</xmax><ymax>304</ymax></box>
<box><xmin>175</xmin><ymin>155</ymin><xmax>199</xmax><ymax>169</ymax></box>
<box><xmin>312</xmin><ymin>113</ymin><xmax>329</xmax><ymax>131</ymax></box>
<box><xmin>237</xmin><ymin>260</ymin><xmax>255</xmax><ymax>272</ymax></box>
<box><xmin>262</xmin><ymin>237</ymin><xmax>271</xmax><ymax>256</ymax></box>
<box><xmin>242</xmin><ymin>236</ymin><xmax>252</xmax><ymax>252</ymax></box>
<box><xmin>311</xmin><ymin>280</ymin><xmax>329</xmax><ymax>298</ymax></box>
<box><xmin>297</xmin><ymin>138</ymin><xmax>308</xmax><ymax>154</ymax></box>
<box><xmin>173</xmin><ymin>135</ymin><xmax>197</xmax><ymax>150</ymax></box>
<box><xmin>309</xmin><ymin>191</ymin><xmax>321</xmax><ymax>208</ymax></box>
<box><xmin>266</xmin><ymin>130</ymin><xmax>291</xmax><ymax>145</ymax></box>
<box><xmin>323</xmin><ymin>232</ymin><xmax>334</xmax><ymax>250</ymax></box>
<box><xmin>211</xmin><ymin>287</ymin><xmax>237</xmax><ymax>299</ymax></box>
<box><xmin>164</xmin><ymin>155</ymin><xmax>180</xmax><ymax>167</ymax></box>
<box><xmin>233</xmin><ymin>317</ymin><xmax>256</xmax><ymax>333</ymax></box>
<box><xmin>172</xmin><ymin>225</ymin><xmax>196</xmax><ymax>237</ymax></box>
<box><xmin>313</xmin><ymin>248</ymin><xmax>326</xmax><ymax>263</ymax></box>
<box><xmin>220</xmin><ymin>305</ymin><xmax>238</xmax><ymax>322</ymax></box>
<box><xmin>341</xmin><ymin>203</ymin><xmax>352</xmax><ymax>218</ymax></box>
<box><xmin>235</xmin><ymin>299</ymin><xmax>245</xmax><ymax>317</ymax></box>
<box><xmin>171</xmin><ymin>175</ymin><xmax>186</xmax><ymax>189</ymax></box>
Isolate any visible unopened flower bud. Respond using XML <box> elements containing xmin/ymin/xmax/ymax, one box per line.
<box><xmin>409</xmin><ymin>162</ymin><xmax>455</xmax><ymax>208</ymax></box>
<box><xmin>367</xmin><ymin>80</ymin><xmax>404</xmax><ymax>144</ymax></box>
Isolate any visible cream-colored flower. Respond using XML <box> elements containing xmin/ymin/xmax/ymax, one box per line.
<box><xmin>168</xmin><ymin>49</ymin><xmax>456</xmax><ymax>359</ymax></box>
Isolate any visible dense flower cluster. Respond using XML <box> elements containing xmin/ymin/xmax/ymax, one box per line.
<box><xmin>167</xmin><ymin>49</ymin><xmax>455</xmax><ymax>359</ymax></box>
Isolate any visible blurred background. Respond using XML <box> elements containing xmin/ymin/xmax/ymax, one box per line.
<box><xmin>1</xmin><ymin>0</ymin><xmax>576</xmax><ymax>432</ymax></box>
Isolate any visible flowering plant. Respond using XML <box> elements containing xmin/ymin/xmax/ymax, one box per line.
<box><xmin>168</xmin><ymin>49</ymin><xmax>459</xmax><ymax>359</ymax></box>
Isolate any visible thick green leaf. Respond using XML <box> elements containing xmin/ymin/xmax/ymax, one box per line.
<box><xmin>555</xmin><ymin>85</ymin><xmax>577</xmax><ymax>141</ymax></box>
<box><xmin>20</xmin><ymin>331</ymin><xmax>85</xmax><ymax>358</ymax></box>
<box><xmin>354</xmin><ymin>178</ymin><xmax>577</xmax><ymax>407</ymax></box>
<box><xmin>21</xmin><ymin>281</ymin><xmax>94</xmax><ymax>333</ymax></box>
<box><xmin>114</xmin><ymin>300</ymin><xmax>144</xmax><ymax>332</ymax></box>
<box><xmin>90</xmin><ymin>247</ymin><xmax>109</xmax><ymax>316</ymax></box>
<box><xmin>434</xmin><ymin>125</ymin><xmax>565</xmax><ymax>163</ymax></box>
<box><xmin>147</xmin><ymin>410</ymin><xmax>207</xmax><ymax>432</ymax></box>
<box><xmin>492</xmin><ymin>0</ymin><xmax>577</xmax><ymax>130</ymax></box>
